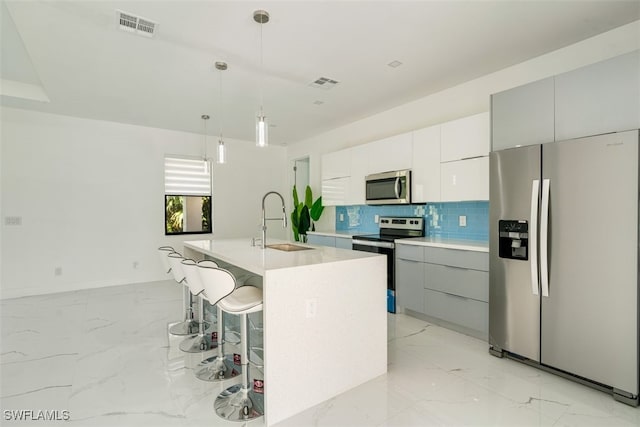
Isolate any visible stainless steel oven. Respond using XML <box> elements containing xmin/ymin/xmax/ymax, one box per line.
<box><xmin>352</xmin><ymin>217</ymin><xmax>424</xmax><ymax>313</ymax></box>
<box><xmin>365</xmin><ymin>170</ymin><xmax>411</xmax><ymax>205</ymax></box>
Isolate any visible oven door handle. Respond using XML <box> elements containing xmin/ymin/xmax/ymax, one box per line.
<box><xmin>352</xmin><ymin>239</ymin><xmax>395</xmax><ymax>249</ymax></box>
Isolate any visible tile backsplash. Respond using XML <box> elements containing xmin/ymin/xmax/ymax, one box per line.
<box><xmin>335</xmin><ymin>201</ymin><xmax>489</xmax><ymax>241</ymax></box>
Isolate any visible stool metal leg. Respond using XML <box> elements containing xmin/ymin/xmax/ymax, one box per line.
<box><xmin>169</xmin><ymin>284</ymin><xmax>199</xmax><ymax>336</ymax></box>
<box><xmin>214</xmin><ymin>313</ymin><xmax>263</xmax><ymax>421</ymax></box>
<box><xmin>195</xmin><ymin>306</ymin><xmax>239</xmax><ymax>381</ymax></box>
<box><xmin>178</xmin><ymin>294</ymin><xmax>214</xmax><ymax>353</ymax></box>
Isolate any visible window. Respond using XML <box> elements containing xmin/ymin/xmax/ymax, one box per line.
<box><xmin>164</xmin><ymin>156</ymin><xmax>212</xmax><ymax>235</ymax></box>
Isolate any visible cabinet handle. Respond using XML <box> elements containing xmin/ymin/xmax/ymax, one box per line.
<box><xmin>442</xmin><ymin>291</ymin><xmax>469</xmax><ymax>301</ymax></box>
<box><xmin>441</xmin><ymin>264</ymin><xmax>470</xmax><ymax>272</ymax></box>
<box><xmin>399</xmin><ymin>258</ymin><xmax>422</xmax><ymax>263</ymax></box>
<box><xmin>460</xmin><ymin>155</ymin><xmax>486</xmax><ymax>161</ymax></box>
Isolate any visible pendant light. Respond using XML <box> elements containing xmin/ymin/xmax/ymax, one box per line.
<box><xmin>201</xmin><ymin>114</ymin><xmax>210</xmax><ymax>173</ymax></box>
<box><xmin>254</xmin><ymin>10</ymin><xmax>269</xmax><ymax>148</ymax></box>
<box><xmin>215</xmin><ymin>61</ymin><xmax>228</xmax><ymax>164</ymax></box>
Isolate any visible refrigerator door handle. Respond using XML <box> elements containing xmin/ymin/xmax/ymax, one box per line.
<box><xmin>530</xmin><ymin>180</ymin><xmax>540</xmax><ymax>296</ymax></box>
<box><xmin>540</xmin><ymin>179</ymin><xmax>550</xmax><ymax>297</ymax></box>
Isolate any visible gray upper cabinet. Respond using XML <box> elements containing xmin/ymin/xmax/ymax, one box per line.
<box><xmin>492</xmin><ymin>51</ymin><xmax>640</xmax><ymax>152</ymax></box>
<box><xmin>491</xmin><ymin>77</ymin><xmax>555</xmax><ymax>151</ymax></box>
<box><xmin>555</xmin><ymin>50</ymin><xmax>640</xmax><ymax>142</ymax></box>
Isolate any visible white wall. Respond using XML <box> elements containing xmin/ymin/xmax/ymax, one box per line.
<box><xmin>287</xmin><ymin>20</ymin><xmax>640</xmax><ymax>204</ymax></box>
<box><xmin>0</xmin><ymin>107</ymin><xmax>287</xmax><ymax>299</ymax></box>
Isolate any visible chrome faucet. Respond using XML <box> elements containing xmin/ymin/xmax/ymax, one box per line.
<box><xmin>261</xmin><ymin>191</ymin><xmax>287</xmax><ymax>249</ymax></box>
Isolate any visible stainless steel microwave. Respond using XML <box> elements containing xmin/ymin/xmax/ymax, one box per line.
<box><xmin>365</xmin><ymin>170</ymin><xmax>411</xmax><ymax>205</ymax></box>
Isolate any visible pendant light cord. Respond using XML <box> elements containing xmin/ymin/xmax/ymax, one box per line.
<box><xmin>259</xmin><ymin>18</ymin><xmax>264</xmax><ymax>115</ymax></box>
<box><xmin>203</xmin><ymin>116</ymin><xmax>207</xmax><ymax>159</ymax></box>
<box><xmin>219</xmin><ymin>69</ymin><xmax>223</xmax><ymax>139</ymax></box>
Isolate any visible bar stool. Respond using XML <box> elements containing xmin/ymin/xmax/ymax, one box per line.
<box><xmin>193</xmin><ymin>260</ymin><xmax>240</xmax><ymax>382</ymax></box>
<box><xmin>167</xmin><ymin>252</ymin><xmax>199</xmax><ymax>336</ymax></box>
<box><xmin>157</xmin><ymin>246</ymin><xmax>174</xmax><ymax>275</ymax></box>
<box><xmin>198</xmin><ymin>265</ymin><xmax>264</xmax><ymax>422</ymax></box>
<box><xmin>178</xmin><ymin>259</ymin><xmax>214</xmax><ymax>353</ymax></box>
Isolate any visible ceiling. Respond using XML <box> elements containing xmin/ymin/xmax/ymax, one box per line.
<box><xmin>2</xmin><ymin>1</ymin><xmax>639</xmax><ymax>145</ymax></box>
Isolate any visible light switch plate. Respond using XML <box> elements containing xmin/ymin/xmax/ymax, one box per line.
<box><xmin>374</xmin><ymin>215</ymin><xmax>379</xmax><ymax>223</ymax></box>
<box><xmin>459</xmin><ymin>215</ymin><xmax>467</xmax><ymax>227</ymax></box>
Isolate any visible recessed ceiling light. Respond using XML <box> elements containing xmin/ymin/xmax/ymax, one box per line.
<box><xmin>387</xmin><ymin>60</ymin><xmax>403</xmax><ymax>68</ymax></box>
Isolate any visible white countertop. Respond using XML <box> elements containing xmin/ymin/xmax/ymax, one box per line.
<box><xmin>183</xmin><ymin>238</ymin><xmax>382</xmax><ymax>275</ymax></box>
<box><xmin>395</xmin><ymin>236</ymin><xmax>489</xmax><ymax>252</ymax></box>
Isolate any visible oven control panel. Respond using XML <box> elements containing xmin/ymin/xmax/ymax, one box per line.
<box><xmin>379</xmin><ymin>217</ymin><xmax>423</xmax><ymax>232</ymax></box>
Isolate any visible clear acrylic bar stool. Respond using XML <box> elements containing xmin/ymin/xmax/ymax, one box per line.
<box><xmin>178</xmin><ymin>258</ymin><xmax>214</xmax><ymax>353</ymax></box>
<box><xmin>198</xmin><ymin>264</ymin><xmax>264</xmax><ymax>422</ymax></box>
<box><xmin>166</xmin><ymin>251</ymin><xmax>199</xmax><ymax>336</ymax></box>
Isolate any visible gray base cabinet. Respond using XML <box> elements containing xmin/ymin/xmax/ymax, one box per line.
<box><xmin>396</xmin><ymin>258</ymin><xmax>424</xmax><ymax>313</ymax></box>
<box><xmin>396</xmin><ymin>243</ymin><xmax>489</xmax><ymax>338</ymax></box>
<box><xmin>307</xmin><ymin>234</ymin><xmax>352</xmax><ymax>249</ymax></box>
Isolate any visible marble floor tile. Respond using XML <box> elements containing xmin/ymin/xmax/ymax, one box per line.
<box><xmin>1</xmin><ymin>280</ymin><xmax>638</xmax><ymax>426</ymax></box>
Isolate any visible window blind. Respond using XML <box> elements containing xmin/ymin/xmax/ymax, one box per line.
<box><xmin>164</xmin><ymin>157</ymin><xmax>211</xmax><ymax>196</ymax></box>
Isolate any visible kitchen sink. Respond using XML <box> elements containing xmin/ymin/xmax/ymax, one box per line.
<box><xmin>266</xmin><ymin>243</ymin><xmax>314</xmax><ymax>252</ymax></box>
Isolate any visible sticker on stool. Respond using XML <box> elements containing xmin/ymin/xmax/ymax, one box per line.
<box><xmin>233</xmin><ymin>353</ymin><xmax>241</xmax><ymax>365</ymax></box>
<box><xmin>253</xmin><ymin>379</ymin><xmax>264</xmax><ymax>394</ymax></box>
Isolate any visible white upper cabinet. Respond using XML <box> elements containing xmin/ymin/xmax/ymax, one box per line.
<box><xmin>440</xmin><ymin>112</ymin><xmax>490</xmax><ymax>162</ymax></box>
<box><xmin>491</xmin><ymin>77</ymin><xmax>555</xmax><ymax>151</ymax></box>
<box><xmin>367</xmin><ymin>132</ymin><xmax>413</xmax><ymax>174</ymax></box>
<box><xmin>321</xmin><ymin>148</ymin><xmax>350</xmax><ymax>179</ymax></box>
<box><xmin>321</xmin><ymin>176</ymin><xmax>350</xmax><ymax>206</ymax></box>
<box><xmin>412</xmin><ymin>124</ymin><xmax>441</xmax><ymax>203</ymax></box>
<box><xmin>440</xmin><ymin>157</ymin><xmax>489</xmax><ymax>202</ymax></box>
<box><xmin>555</xmin><ymin>50</ymin><xmax>640</xmax><ymax>142</ymax></box>
<box><xmin>347</xmin><ymin>144</ymin><xmax>368</xmax><ymax>205</ymax></box>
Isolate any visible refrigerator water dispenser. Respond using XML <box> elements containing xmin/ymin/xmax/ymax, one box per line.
<box><xmin>498</xmin><ymin>220</ymin><xmax>529</xmax><ymax>260</ymax></box>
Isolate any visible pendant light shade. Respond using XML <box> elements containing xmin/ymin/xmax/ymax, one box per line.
<box><xmin>215</xmin><ymin>61</ymin><xmax>228</xmax><ymax>164</ymax></box>
<box><xmin>217</xmin><ymin>139</ymin><xmax>226</xmax><ymax>164</ymax></box>
<box><xmin>254</xmin><ymin>10</ymin><xmax>269</xmax><ymax>147</ymax></box>
<box><xmin>256</xmin><ymin>112</ymin><xmax>268</xmax><ymax>148</ymax></box>
<box><xmin>201</xmin><ymin>114</ymin><xmax>210</xmax><ymax>172</ymax></box>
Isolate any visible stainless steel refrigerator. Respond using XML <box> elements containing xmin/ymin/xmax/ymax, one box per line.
<box><xmin>489</xmin><ymin>129</ymin><xmax>639</xmax><ymax>406</ymax></box>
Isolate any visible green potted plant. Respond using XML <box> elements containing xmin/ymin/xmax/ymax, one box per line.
<box><xmin>291</xmin><ymin>185</ymin><xmax>324</xmax><ymax>242</ymax></box>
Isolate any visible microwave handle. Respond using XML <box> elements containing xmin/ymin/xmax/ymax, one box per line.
<box><xmin>394</xmin><ymin>177</ymin><xmax>401</xmax><ymax>199</ymax></box>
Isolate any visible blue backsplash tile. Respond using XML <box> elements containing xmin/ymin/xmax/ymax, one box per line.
<box><xmin>336</xmin><ymin>201</ymin><xmax>489</xmax><ymax>242</ymax></box>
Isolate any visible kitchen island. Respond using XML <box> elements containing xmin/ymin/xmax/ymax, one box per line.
<box><xmin>183</xmin><ymin>239</ymin><xmax>387</xmax><ymax>426</ymax></box>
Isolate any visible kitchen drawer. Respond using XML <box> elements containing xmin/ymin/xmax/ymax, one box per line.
<box><xmin>423</xmin><ymin>288</ymin><xmax>488</xmax><ymax>335</ymax></box>
<box><xmin>396</xmin><ymin>244</ymin><xmax>424</xmax><ymax>262</ymax></box>
<box><xmin>424</xmin><ymin>247</ymin><xmax>488</xmax><ymax>271</ymax></box>
<box><xmin>424</xmin><ymin>263</ymin><xmax>489</xmax><ymax>302</ymax></box>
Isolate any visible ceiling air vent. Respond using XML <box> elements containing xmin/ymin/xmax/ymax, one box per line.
<box><xmin>117</xmin><ymin>10</ymin><xmax>157</xmax><ymax>38</ymax></box>
<box><xmin>308</xmin><ymin>77</ymin><xmax>339</xmax><ymax>90</ymax></box>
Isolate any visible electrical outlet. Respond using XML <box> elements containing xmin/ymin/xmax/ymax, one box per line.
<box><xmin>133</xmin><ymin>261</ymin><xmax>139</xmax><ymax>269</ymax></box>
<box><xmin>339</xmin><ymin>213</ymin><xmax>344</xmax><ymax>221</ymax></box>
<box><xmin>459</xmin><ymin>215</ymin><xmax>467</xmax><ymax>227</ymax></box>
<box><xmin>374</xmin><ymin>215</ymin><xmax>379</xmax><ymax>223</ymax></box>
